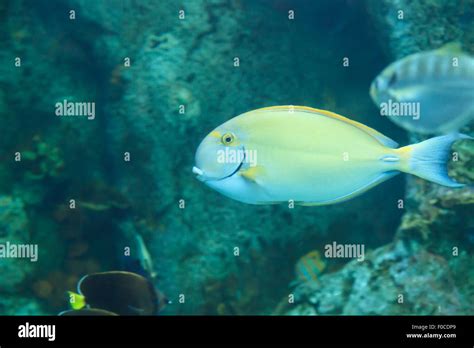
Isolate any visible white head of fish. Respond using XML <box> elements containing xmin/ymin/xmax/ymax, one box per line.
<box><xmin>370</xmin><ymin>62</ymin><xmax>400</xmax><ymax>105</ymax></box>
<box><xmin>193</xmin><ymin>126</ymin><xmax>246</xmax><ymax>183</ymax></box>
<box><xmin>192</xmin><ymin>119</ymin><xmax>265</xmax><ymax>204</ymax></box>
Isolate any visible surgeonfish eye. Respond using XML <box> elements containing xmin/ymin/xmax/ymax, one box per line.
<box><xmin>221</xmin><ymin>132</ymin><xmax>235</xmax><ymax>145</ymax></box>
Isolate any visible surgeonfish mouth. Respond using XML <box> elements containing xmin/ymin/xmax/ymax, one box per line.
<box><xmin>192</xmin><ymin>166</ymin><xmax>203</xmax><ymax>176</ymax></box>
<box><xmin>193</xmin><ymin>166</ymin><xmax>207</xmax><ymax>183</ymax></box>
<box><xmin>193</xmin><ymin>147</ymin><xmax>246</xmax><ymax>182</ymax></box>
<box><xmin>219</xmin><ymin>149</ymin><xmax>245</xmax><ymax>181</ymax></box>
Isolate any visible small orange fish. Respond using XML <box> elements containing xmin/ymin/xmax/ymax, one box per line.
<box><xmin>295</xmin><ymin>250</ymin><xmax>326</xmax><ymax>282</ymax></box>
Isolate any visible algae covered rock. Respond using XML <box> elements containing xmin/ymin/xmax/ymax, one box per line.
<box><xmin>0</xmin><ymin>195</ymin><xmax>35</xmax><ymax>293</ymax></box>
<box><xmin>286</xmin><ymin>240</ymin><xmax>470</xmax><ymax>315</ymax></box>
<box><xmin>366</xmin><ymin>0</ymin><xmax>472</xmax><ymax>59</ymax></box>
<box><xmin>0</xmin><ymin>295</ymin><xmax>43</xmax><ymax>315</ymax></box>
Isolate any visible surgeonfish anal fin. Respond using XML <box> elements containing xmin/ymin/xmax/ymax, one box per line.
<box><xmin>297</xmin><ymin>171</ymin><xmax>400</xmax><ymax>206</ymax></box>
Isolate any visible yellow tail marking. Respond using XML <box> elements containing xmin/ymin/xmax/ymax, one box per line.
<box><xmin>394</xmin><ymin>145</ymin><xmax>414</xmax><ymax>172</ymax></box>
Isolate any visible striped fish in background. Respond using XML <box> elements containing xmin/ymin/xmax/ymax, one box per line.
<box><xmin>370</xmin><ymin>43</ymin><xmax>474</xmax><ymax>134</ymax></box>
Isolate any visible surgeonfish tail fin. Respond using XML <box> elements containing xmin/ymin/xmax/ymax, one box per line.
<box><xmin>397</xmin><ymin>133</ymin><xmax>472</xmax><ymax>187</ymax></box>
<box><xmin>67</xmin><ymin>291</ymin><xmax>86</xmax><ymax>310</ymax></box>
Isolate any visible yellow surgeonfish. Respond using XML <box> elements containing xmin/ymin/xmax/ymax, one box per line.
<box><xmin>193</xmin><ymin>106</ymin><xmax>471</xmax><ymax>205</ymax></box>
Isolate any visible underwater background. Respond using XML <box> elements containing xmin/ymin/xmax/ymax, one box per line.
<box><xmin>0</xmin><ymin>0</ymin><xmax>473</xmax><ymax>315</ymax></box>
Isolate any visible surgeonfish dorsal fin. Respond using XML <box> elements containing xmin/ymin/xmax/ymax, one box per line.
<box><xmin>437</xmin><ymin>42</ymin><xmax>464</xmax><ymax>54</ymax></box>
<box><xmin>258</xmin><ymin>105</ymin><xmax>399</xmax><ymax>149</ymax></box>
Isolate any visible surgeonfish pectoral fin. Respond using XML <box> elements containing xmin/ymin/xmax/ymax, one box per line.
<box><xmin>67</xmin><ymin>291</ymin><xmax>86</xmax><ymax>310</ymax></box>
<box><xmin>239</xmin><ymin>165</ymin><xmax>264</xmax><ymax>182</ymax></box>
<box><xmin>397</xmin><ymin>134</ymin><xmax>473</xmax><ymax>187</ymax></box>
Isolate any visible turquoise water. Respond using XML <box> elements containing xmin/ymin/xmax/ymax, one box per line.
<box><xmin>0</xmin><ymin>0</ymin><xmax>473</xmax><ymax>315</ymax></box>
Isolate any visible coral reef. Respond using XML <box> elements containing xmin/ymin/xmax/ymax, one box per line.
<box><xmin>366</xmin><ymin>0</ymin><xmax>472</xmax><ymax>59</ymax></box>
<box><xmin>284</xmin><ymin>240</ymin><xmax>471</xmax><ymax>315</ymax></box>
<box><xmin>0</xmin><ymin>0</ymin><xmax>471</xmax><ymax>315</ymax></box>
<box><xmin>18</xmin><ymin>135</ymin><xmax>64</xmax><ymax>181</ymax></box>
<box><xmin>0</xmin><ymin>195</ymin><xmax>33</xmax><ymax>292</ymax></box>
<box><xmin>0</xmin><ymin>295</ymin><xmax>43</xmax><ymax>315</ymax></box>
